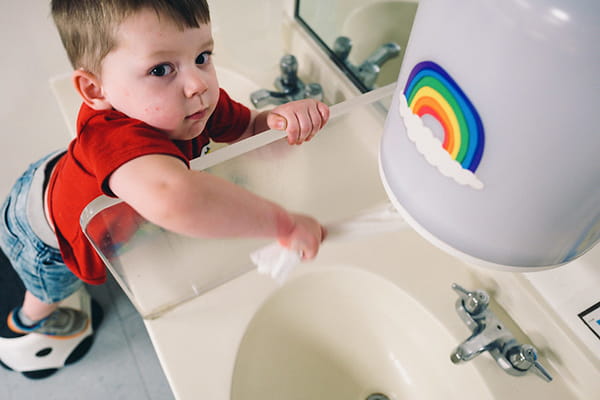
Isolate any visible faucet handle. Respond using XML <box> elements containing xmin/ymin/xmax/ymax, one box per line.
<box><xmin>507</xmin><ymin>344</ymin><xmax>553</xmax><ymax>382</ymax></box>
<box><xmin>451</xmin><ymin>283</ymin><xmax>490</xmax><ymax>316</ymax></box>
<box><xmin>333</xmin><ymin>36</ymin><xmax>352</xmax><ymax>61</ymax></box>
<box><xmin>279</xmin><ymin>55</ymin><xmax>299</xmax><ymax>87</ymax></box>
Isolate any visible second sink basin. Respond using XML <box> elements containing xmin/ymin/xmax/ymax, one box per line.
<box><xmin>231</xmin><ymin>266</ymin><xmax>492</xmax><ymax>399</ymax></box>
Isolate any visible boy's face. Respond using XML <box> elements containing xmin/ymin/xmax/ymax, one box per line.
<box><xmin>98</xmin><ymin>9</ymin><xmax>219</xmax><ymax>141</ymax></box>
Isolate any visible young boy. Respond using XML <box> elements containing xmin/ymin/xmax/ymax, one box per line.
<box><xmin>0</xmin><ymin>0</ymin><xmax>328</xmax><ymax>343</ymax></box>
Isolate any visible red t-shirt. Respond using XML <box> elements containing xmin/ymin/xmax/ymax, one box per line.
<box><xmin>47</xmin><ymin>88</ymin><xmax>250</xmax><ymax>284</ymax></box>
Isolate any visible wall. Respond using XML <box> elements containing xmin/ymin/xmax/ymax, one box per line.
<box><xmin>0</xmin><ymin>1</ymin><xmax>73</xmax><ymax>198</ymax></box>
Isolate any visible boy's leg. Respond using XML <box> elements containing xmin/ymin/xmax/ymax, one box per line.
<box><xmin>0</xmin><ymin>151</ymin><xmax>101</xmax><ymax>378</ymax></box>
<box><xmin>8</xmin><ymin>290</ymin><xmax>89</xmax><ymax>337</ymax></box>
<box><xmin>0</xmin><ymin>150</ymin><xmax>90</xmax><ymax>337</ymax></box>
<box><xmin>21</xmin><ymin>291</ymin><xmax>58</xmax><ymax>322</ymax></box>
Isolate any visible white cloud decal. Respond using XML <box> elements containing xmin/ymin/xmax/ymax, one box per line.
<box><xmin>398</xmin><ymin>96</ymin><xmax>484</xmax><ymax>190</ymax></box>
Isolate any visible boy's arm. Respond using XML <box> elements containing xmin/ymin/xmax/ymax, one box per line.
<box><xmin>233</xmin><ymin>99</ymin><xmax>330</xmax><ymax>145</ymax></box>
<box><xmin>108</xmin><ymin>154</ymin><xmax>324</xmax><ymax>258</ymax></box>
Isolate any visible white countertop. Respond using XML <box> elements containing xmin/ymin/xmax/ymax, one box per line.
<box><xmin>143</xmin><ymin>225</ymin><xmax>599</xmax><ymax>399</ymax></box>
<box><xmin>136</xmin><ymin>99</ymin><xmax>598</xmax><ymax>399</ymax></box>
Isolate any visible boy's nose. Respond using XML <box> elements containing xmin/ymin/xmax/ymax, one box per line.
<box><xmin>183</xmin><ymin>68</ymin><xmax>208</xmax><ymax>98</ymax></box>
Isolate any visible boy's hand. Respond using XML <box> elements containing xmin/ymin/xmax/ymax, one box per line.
<box><xmin>267</xmin><ymin>99</ymin><xmax>330</xmax><ymax>145</ymax></box>
<box><xmin>278</xmin><ymin>213</ymin><xmax>326</xmax><ymax>260</ymax></box>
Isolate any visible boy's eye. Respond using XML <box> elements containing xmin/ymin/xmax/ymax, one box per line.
<box><xmin>196</xmin><ymin>51</ymin><xmax>212</xmax><ymax>65</ymax></box>
<box><xmin>149</xmin><ymin>64</ymin><xmax>174</xmax><ymax>77</ymax></box>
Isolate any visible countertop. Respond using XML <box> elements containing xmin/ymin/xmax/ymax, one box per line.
<box><xmin>137</xmin><ymin>99</ymin><xmax>598</xmax><ymax>399</ymax></box>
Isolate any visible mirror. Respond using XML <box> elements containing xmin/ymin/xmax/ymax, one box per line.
<box><xmin>295</xmin><ymin>0</ymin><xmax>418</xmax><ymax>93</ymax></box>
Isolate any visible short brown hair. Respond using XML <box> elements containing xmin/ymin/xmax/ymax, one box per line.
<box><xmin>51</xmin><ymin>0</ymin><xmax>210</xmax><ymax>74</ymax></box>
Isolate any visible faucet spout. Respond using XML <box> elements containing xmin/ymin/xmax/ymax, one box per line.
<box><xmin>362</xmin><ymin>42</ymin><xmax>401</xmax><ymax>69</ymax></box>
<box><xmin>451</xmin><ymin>338</ymin><xmax>489</xmax><ymax>364</ymax></box>
<box><xmin>333</xmin><ymin>36</ymin><xmax>401</xmax><ymax>90</ymax></box>
<box><xmin>449</xmin><ymin>283</ymin><xmax>553</xmax><ymax>382</ymax></box>
<box><xmin>355</xmin><ymin>42</ymin><xmax>401</xmax><ymax>90</ymax></box>
<box><xmin>450</xmin><ymin>321</ymin><xmax>511</xmax><ymax>363</ymax></box>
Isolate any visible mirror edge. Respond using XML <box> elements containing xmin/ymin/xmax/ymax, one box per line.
<box><xmin>293</xmin><ymin>0</ymin><xmax>370</xmax><ymax>93</ymax></box>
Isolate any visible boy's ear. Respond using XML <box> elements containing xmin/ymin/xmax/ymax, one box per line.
<box><xmin>72</xmin><ymin>69</ymin><xmax>112</xmax><ymax>110</ymax></box>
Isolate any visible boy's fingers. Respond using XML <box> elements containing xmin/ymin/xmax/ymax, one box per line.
<box><xmin>306</xmin><ymin>105</ymin><xmax>324</xmax><ymax>141</ymax></box>
<box><xmin>320</xmin><ymin>225</ymin><xmax>327</xmax><ymax>242</ymax></box>
<box><xmin>268</xmin><ymin>100</ymin><xmax>330</xmax><ymax>144</ymax></box>
<box><xmin>317</xmin><ymin>102</ymin><xmax>330</xmax><ymax>129</ymax></box>
<box><xmin>295</xmin><ymin>112</ymin><xmax>313</xmax><ymax>144</ymax></box>
<box><xmin>266</xmin><ymin>111</ymin><xmax>301</xmax><ymax>145</ymax></box>
<box><xmin>267</xmin><ymin>112</ymin><xmax>287</xmax><ymax>131</ymax></box>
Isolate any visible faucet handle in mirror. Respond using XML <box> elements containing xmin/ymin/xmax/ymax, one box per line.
<box><xmin>332</xmin><ymin>36</ymin><xmax>352</xmax><ymax>61</ymax></box>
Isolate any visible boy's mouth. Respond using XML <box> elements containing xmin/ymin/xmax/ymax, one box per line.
<box><xmin>186</xmin><ymin>108</ymin><xmax>207</xmax><ymax>120</ymax></box>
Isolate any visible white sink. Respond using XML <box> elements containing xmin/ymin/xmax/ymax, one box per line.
<box><xmin>215</xmin><ymin>67</ymin><xmax>258</xmax><ymax>108</ymax></box>
<box><xmin>232</xmin><ymin>266</ymin><xmax>492</xmax><ymax>400</ymax></box>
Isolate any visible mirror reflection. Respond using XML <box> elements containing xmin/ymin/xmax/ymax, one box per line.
<box><xmin>295</xmin><ymin>0</ymin><xmax>418</xmax><ymax>92</ymax></box>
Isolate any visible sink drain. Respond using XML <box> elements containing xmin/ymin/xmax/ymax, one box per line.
<box><xmin>366</xmin><ymin>394</ymin><xmax>390</xmax><ymax>400</ymax></box>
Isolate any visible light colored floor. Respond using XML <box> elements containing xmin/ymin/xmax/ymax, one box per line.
<box><xmin>0</xmin><ymin>2</ymin><xmax>174</xmax><ymax>399</ymax></box>
<box><xmin>1</xmin><ymin>276</ymin><xmax>175</xmax><ymax>400</ymax></box>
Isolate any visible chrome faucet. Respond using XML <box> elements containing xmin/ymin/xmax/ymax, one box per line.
<box><xmin>450</xmin><ymin>283</ymin><xmax>553</xmax><ymax>382</ymax></box>
<box><xmin>250</xmin><ymin>54</ymin><xmax>323</xmax><ymax>109</ymax></box>
<box><xmin>333</xmin><ymin>36</ymin><xmax>401</xmax><ymax>90</ymax></box>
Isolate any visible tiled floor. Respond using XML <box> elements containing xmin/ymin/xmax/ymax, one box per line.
<box><xmin>1</xmin><ymin>275</ymin><xmax>175</xmax><ymax>400</ymax></box>
<box><xmin>0</xmin><ymin>3</ymin><xmax>174</xmax><ymax>399</ymax></box>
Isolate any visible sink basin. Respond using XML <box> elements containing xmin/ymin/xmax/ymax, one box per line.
<box><xmin>342</xmin><ymin>1</ymin><xmax>418</xmax><ymax>89</ymax></box>
<box><xmin>215</xmin><ymin>67</ymin><xmax>258</xmax><ymax>108</ymax></box>
<box><xmin>231</xmin><ymin>266</ymin><xmax>492</xmax><ymax>399</ymax></box>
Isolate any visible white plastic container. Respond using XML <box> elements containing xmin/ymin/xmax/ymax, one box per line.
<box><xmin>380</xmin><ymin>0</ymin><xmax>600</xmax><ymax>269</ymax></box>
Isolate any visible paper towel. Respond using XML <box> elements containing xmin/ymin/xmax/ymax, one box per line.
<box><xmin>250</xmin><ymin>203</ymin><xmax>407</xmax><ymax>284</ymax></box>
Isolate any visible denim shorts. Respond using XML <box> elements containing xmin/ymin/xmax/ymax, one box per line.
<box><xmin>0</xmin><ymin>149</ymin><xmax>82</xmax><ymax>304</ymax></box>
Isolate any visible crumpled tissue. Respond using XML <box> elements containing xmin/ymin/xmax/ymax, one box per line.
<box><xmin>250</xmin><ymin>203</ymin><xmax>407</xmax><ymax>284</ymax></box>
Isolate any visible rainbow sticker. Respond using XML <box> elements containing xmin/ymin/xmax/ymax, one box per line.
<box><xmin>403</xmin><ymin>61</ymin><xmax>485</xmax><ymax>173</ymax></box>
